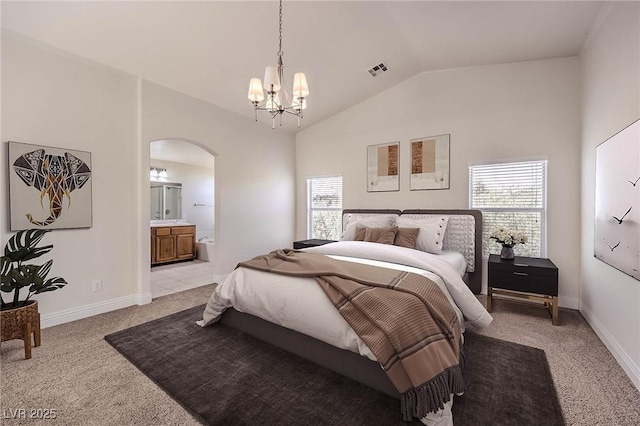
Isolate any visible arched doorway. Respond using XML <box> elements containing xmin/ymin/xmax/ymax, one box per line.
<box><xmin>148</xmin><ymin>138</ymin><xmax>216</xmax><ymax>298</ymax></box>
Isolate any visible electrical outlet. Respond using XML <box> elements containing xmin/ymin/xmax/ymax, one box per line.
<box><xmin>92</xmin><ymin>280</ymin><xmax>102</xmax><ymax>292</ymax></box>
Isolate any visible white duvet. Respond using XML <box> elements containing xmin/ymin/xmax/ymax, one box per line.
<box><xmin>199</xmin><ymin>241</ymin><xmax>492</xmax><ymax>362</ymax></box>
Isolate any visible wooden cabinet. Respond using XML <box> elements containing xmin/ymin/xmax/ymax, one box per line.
<box><xmin>151</xmin><ymin>225</ymin><xmax>196</xmax><ymax>265</ymax></box>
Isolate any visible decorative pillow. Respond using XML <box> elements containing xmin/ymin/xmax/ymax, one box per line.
<box><xmin>396</xmin><ymin>216</ymin><xmax>449</xmax><ymax>254</ymax></box>
<box><xmin>393</xmin><ymin>227</ymin><xmax>420</xmax><ymax>249</ymax></box>
<box><xmin>354</xmin><ymin>226</ymin><xmax>367</xmax><ymax>241</ymax></box>
<box><xmin>341</xmin><ymin>214</ymin><xmax>397</xmax><ymax>241</ymax></box>
<box><xmin>364</xmin><ymin>227</ymin><xmax>398</xmax><ymax>245</ymax></box>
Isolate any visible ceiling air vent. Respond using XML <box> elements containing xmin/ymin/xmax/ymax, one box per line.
<box><xmin>367</xmin><ymin>62</ymin><xmax>389</xmax><ymax>78</ymax></box>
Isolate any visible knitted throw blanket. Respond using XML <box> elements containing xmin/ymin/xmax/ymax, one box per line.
<box><xmin>238</xmin><ymin>249</ymin><xmax>464</xmax><ymax>421</ymax></box>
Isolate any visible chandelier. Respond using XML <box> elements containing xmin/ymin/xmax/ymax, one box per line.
<box><xmin>247</xmin><ymin>0</ymin><xmax>309</xmax><ymax>129</ymax></box>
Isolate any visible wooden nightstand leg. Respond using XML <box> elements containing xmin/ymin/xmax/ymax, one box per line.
<box><xmin>552</xmin><ymin>296</ymin><xmax>559</xmax><ymax>326</ymax></box>
<box><xmin>487</xmin><ymin>287</ymin><xmax>493</xmax><ymax>312</ymax></box>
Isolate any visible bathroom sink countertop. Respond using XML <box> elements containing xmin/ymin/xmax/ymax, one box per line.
<box><xmin>150</xmin><ymin>221</ymin><xmax>194</xmax><ymax>227</ymax></box>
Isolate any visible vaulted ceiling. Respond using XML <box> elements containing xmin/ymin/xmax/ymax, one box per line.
<box><xmin>2</xmin><ymin>1</ymin><xmax>603</xmax><ymax>134</ymax></box>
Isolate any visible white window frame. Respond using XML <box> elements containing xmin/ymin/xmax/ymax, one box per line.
<box><xmin>307</xmin><ymin>175</ymin><xmax>343</xmax><ymax>240</ymax></box>
<box><xmin>469</xmin><ymin>158</ymin><xmax>548</xmax><ymax>258</ymax></box>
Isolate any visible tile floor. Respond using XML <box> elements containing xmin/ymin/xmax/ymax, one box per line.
<box><xmin>150</xmin><ymin>259</ymin><xmax>216</xmax><ymax>298</ymax></box>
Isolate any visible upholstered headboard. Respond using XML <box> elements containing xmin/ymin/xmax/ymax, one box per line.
<box><xmin>342</xmin><ymin>209</ymin><xmax>483</xmax><ymax>294</ymax></box>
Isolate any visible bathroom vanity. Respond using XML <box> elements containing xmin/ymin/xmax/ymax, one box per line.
<box><xmin>151</xmin><ymin>223</ymin><xmax>196</xmax><ymax>265</ymax></box>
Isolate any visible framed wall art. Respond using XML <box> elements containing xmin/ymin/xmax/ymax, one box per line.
<box><xmin>9</xmin><ymin>141</ymin><xmax>93</xmax><ymax>231</ymax></box>
<box><xmin>367</xmin><ymin>141</ymin><xmax>399</xmax><ymax>192</ymax></box>
<box><xmin>410</xmin><ymin>134</ymin><xmax>450</xmax><ymax>190</ymax></box>
<box><xmin>594</xmin><ymin>119</ymin><xmax>640</xmax><ymax>281</ymax></box>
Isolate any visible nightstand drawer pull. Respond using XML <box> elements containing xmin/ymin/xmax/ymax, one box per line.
<box><xmin>514</xmin><ymin>263</ymin><xmax>528</xmax><ymax>267</ymax></box>
<box><xmin>513</xmin><ymin>272</ymin><xmax>528</xmax><ymax>276</ymax></box>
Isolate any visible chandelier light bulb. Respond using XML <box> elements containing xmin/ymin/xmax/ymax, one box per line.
<box><xmin>292</xmin><ymin>72</ymin><xmax>309</xmax><ymax>98</ymax></box>
<box><xmin>263</xmin><ymin>66</ymin><xmax>281</xmax><ymax>92</ymax></box>
<box><xmin>248</xmin><ymin>78</ymin><xmax>265</xmax><ymax>103</ymax></box>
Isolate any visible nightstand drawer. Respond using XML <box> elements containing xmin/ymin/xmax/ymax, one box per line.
<box><xmin>489</xmin><ymin>270</ymin><xmax>558</xmax><ymax>296</ymax></box>
<box><xmin>490</xmin><ymin>259</ymin><xmax>557</xmax><ymax>278</ymax></box>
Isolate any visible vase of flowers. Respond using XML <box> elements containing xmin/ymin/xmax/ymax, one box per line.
<box><xmin>490</xmin><ymin>227</ymin><xmax>528</xmax><ymax>260</ymax></box>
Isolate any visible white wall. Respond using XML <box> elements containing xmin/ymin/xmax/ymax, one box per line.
<box><xmin>150</xmin><ymin>158</ymin><xmax>215</xmax><ymax>241</ymax></box>
<box><xmin>1</xmin><ymin>32</ymin><xmax>139</xmax><ymax>322</ymax></box>
<box><xmin>140</xmin><ymin>81</ymin><xmax>296</xmax><ymax>282</ymax></box>
<box><xmin>580</xmin><ymin>2</ymin><xmax>640</xmax><ymax>390</ymax></box>
<box><xmin>1</xmin><ymin>32</ymin><xmax>296</xmax><ymax>325</ymax></box>
<box><xmin>296</xmin><ymin>57</ymin><xmax>582</xmax><ymax>307</ymax></box>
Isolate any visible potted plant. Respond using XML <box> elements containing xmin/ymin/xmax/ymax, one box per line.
<box><xmin>1</xmin><ymin>229</ymin><xmax>67</xmax><ymax>359</ymax></box>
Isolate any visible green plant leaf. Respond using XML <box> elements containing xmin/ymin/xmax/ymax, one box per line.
<box><xmin>2</xmin><ymin>229</ymin><xmax>67</xmax><ymax>303</ymax></box>
<box><xmin>14</xmin><ymin>264</ymin><xmax>41</xmax><ymax>289</ymax></box>
<box><xmin>1</xmin><ymin>256</ymin><xmax>12</xmax><ymax>286</ymax></box>
<box><xmin>4</xmin><ymin>229</ymin><xmax>53</xmax><ymax>263</ymax></box>
<box><xmin>31</xmin><ymin>277</ymin><xmax>67</xmax><ymax>294</ymax></box>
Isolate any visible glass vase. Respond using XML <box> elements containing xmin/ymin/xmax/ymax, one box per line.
<box><xmin>500</xmin><ymin>245</ymin><xmax>515</xmax><ymax>260</ymax></box>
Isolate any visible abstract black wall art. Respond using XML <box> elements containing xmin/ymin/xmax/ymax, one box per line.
<box><xmin>9</xmin><ymin>141</ymin><xmax>92</xmax><ymax>231</ymax></box>
<box><xmin>594</xmin><ymin>119</ymin><xmax>640</xmax><ymax>281</ymax></box>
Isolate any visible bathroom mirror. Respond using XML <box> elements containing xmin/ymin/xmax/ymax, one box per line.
<box><xmin>150</xmin><ymin>182</ymin><xmax>182</xmax><ymax>220</ymax></box>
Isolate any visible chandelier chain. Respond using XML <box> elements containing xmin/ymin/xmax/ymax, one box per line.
<box><xmin>277</xmin><ymin>0</ymin><xmax>283</xmax><ymax>57</ymax></box>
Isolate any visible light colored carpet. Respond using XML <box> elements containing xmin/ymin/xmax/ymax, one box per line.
<box><xmin>1</xmin><ymin>286</ymin><xmax>639</xmax><ymax>425</ymax></box>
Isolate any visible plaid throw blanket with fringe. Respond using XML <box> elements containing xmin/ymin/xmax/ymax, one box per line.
<box><xmin>238</xmin><ymin>249</ymin><xmax>464</xmax><ymax>421</ymax></box>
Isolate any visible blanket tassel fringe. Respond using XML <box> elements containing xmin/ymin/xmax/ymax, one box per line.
<box><xmin>400</xmin><ymin>366</ymin><xmax>465</xmax><ymax>421</ymax></box>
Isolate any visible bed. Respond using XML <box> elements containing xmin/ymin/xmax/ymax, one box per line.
<box><xmin>198</xmin><ymin>209</ymin><xmax>492</xmax><ymax>424</ymax></box>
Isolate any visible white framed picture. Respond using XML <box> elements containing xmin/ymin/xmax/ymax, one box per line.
<box><xmin>367</xmin><ymin>141</ymin><xmax>399</xmax><ymax>192</ymax></box>
<box><xmin>410</xmin><ymin>134</ymin><xmax>450</xmax><ymax>190</ymax></box>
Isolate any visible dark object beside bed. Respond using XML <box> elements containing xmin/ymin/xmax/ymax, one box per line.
<box><xmin>219</xmin><ymin>209</ymin><xmax>483</xmax><ymax>402</ymax></box>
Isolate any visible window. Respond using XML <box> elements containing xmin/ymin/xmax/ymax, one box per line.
<box><xmin>307</xmin><ymin>176</ymin><xmax>342</xmax><ymax>240</ymax></box>
<box><xmin>469</xmin><ymin>160</ymin><xmax>547</xmax><ymax>258</ymax></box>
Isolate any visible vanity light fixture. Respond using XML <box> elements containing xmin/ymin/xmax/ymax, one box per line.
<box><xmin>247</xmin><ymin>0</ymin><xmax>309</xmax><ymax>129</ymax></box>
<box><xmin>150</xmin><ymin>168</ymin><xmax>168</xmax><ymax>180</ymax></box>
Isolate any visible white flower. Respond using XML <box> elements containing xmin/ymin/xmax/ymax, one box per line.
<box><xmin>490</xmin><ymin>228</ymin><xmax>527</xmax><ymax>246</ymax></box>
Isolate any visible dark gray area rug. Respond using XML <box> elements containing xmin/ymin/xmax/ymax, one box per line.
<box><xmin>105</xmin><ymin>305</ymin><xmax>564</xmax><ymax>426</ymax></box>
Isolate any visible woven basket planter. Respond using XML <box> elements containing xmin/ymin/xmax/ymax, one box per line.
<box><xmin>0</xmin><ymin>300</ymin><xmax>41</xmax><ymax>359</ymax></box>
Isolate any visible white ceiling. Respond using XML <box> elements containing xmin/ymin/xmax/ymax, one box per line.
<box><xmin>2</xmin><ymin>1</ymin><xmax>603</xmax><ymax>137</ymax></box>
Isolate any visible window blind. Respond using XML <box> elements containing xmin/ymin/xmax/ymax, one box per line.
<box><xmin>469</xmin><ymin>161</ymin><xmax>547</xmax><ymax>258</ymax></box>
<box><xmin>307</xmin><ymin>176</ymin><xmax>342</xmax><ymax>240</ymax></box>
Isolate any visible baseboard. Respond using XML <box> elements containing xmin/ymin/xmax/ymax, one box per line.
<box><xmin>137</xmin><ymin>292</ymin><xmax>153</xmax><ymax>305</ymax></box>
<box><xmin>559</xmin><ymin>295</ymin><xmax>580</xmax><ymax>310</ymax></box>
<box><xmin>581</xmin><ymin>306</ymin><xmax>640</xmax><ymax>391</ymax></box>
<box><xmin>40</xmin><ymin>294</ymin><xmax>140</xmax><ymax>329</ymax></box>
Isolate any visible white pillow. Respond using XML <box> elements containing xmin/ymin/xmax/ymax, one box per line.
<box><xmin>341</xmin><ymin>214</ymin><xmax>397</xmax><ymax>241</ymax></box>
<box><xmin>396</xmin><ymin>216</ymin><xmax>449</xmax><ymax>254</ymax></box>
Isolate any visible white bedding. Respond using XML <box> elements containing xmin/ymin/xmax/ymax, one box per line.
<box><xmin>435</xmin><ymin>250</ymin><xmax>467</xmax><ymax>277</ymax></box>
<box><xmin>199</xmin><ymin>241</ymin><xmax>492</xmax><ymax>362</ymax></box>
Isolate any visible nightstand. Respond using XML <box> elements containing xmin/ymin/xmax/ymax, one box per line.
<box><xmin>487</xmin><ymin>254</ymin><xmax>559</xmax><ymax>325</ymax></box>
<box><xmin>293</xmin><ymin>239</ymin><xmax>337</xmax><ymax>249</ymax></box>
